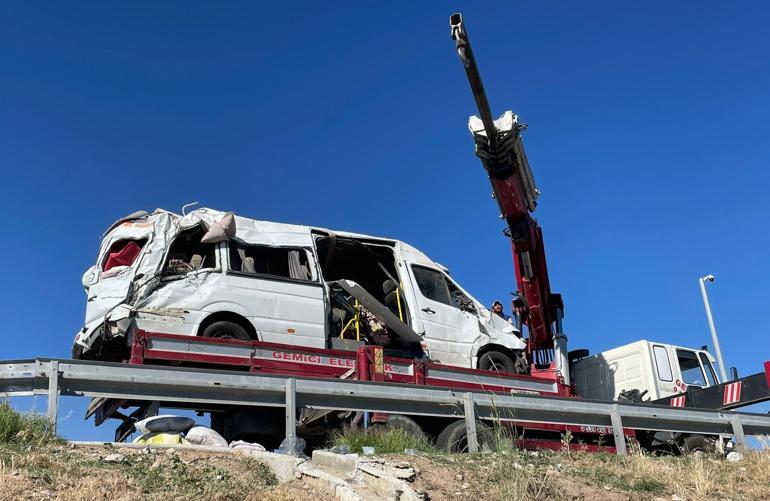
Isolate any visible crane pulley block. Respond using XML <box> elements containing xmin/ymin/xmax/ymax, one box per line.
<box><xmin>468</xmin><ymin>110</ymin><xmax>540</xmax><ymax>212</ymax></box>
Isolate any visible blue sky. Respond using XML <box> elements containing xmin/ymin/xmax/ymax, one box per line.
<box><xmin>2</xmin><ymin>2</ymin><xmax>769</xmax><ymax>440</ymax></box>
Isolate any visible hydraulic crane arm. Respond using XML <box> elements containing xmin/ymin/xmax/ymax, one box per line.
<box><xmin>450</xmin><ymin>13</ymin><xmax>563</xmax><ymax>353</ymax></box>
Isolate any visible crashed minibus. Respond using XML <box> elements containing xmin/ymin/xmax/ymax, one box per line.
<box><xmin>75</xmin><ymin>208</ymin><xmax>527</xmax><ymax>372</ymax></box>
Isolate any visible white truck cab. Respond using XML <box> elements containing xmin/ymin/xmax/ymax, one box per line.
<box><xmin>75</xmin><ymin>208</ymin><xmax>526</xmax><ymax>371</ymax></box>
<box><xmin>572</xmin><ymin>340</ymin><xmax>720</xmax><ymax>402</ymax></box>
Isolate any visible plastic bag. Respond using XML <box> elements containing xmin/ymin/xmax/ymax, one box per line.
<box><xmin>275</xmin><ymin>436</ymin><xmax>308</xmax><ymax>458</ymax></box>
<box><xmin>184</xmin><ymin>426</ymin><xmax>228</xmax><ymax>448</ymax></box>
<box><xmin>230</xmin><ymin>440</ymin><xmax>267</xmax><ymax>452</ymax></box>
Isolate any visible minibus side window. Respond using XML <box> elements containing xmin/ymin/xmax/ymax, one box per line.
<box><xmin>164</xmin><ymin>226</ymin><xmax>217</xmax><ymax>275</ymax></box>
<box><xmin>229</xmin><ymin>242</ymin><xmax>313</xmax><ymax>282</ymax></box>
<box><xmin>411</xmin><ymin>266</ymin><xmax>452</xmax><ymax>306</ymax></box>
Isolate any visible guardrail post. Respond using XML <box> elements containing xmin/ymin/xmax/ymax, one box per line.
<box><xmin>285</xmin><ymin>378</ymin><xmax>297</xmax><ymax>442</ymax></box>
<box><xmin>47</xmin><ymin>361</ymin><xmax>59</xmax><ymax>433</ymax></box>
<box><xmin>729</xmin><ymin>414</ymin><xmax>746</xmax><ymax>450</ymax></box>
<box><xmin>463</xmin><ymin>393</ymin><xmax>479</xmax><ymax>453</ymax></box>
<box><xmin>609</xmin><ymin>404</ymin><xmax>627</xmax><ymax>456</ymax></box>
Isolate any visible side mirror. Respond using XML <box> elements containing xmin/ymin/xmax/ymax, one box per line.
<box><xmin>81</xmin><ymin>265</ymin><xmax>97</xmax><ymax>290</ymax></box>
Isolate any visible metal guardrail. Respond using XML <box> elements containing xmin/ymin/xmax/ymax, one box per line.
<box><xmin>3</xmin><ymin>358</ymin><xmax>770</xmax><ymax>455</ymax></box>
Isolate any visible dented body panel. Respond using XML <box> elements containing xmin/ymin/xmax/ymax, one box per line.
<box><xmin>76</xmin><ymin>207</ymin><xmax>524</xmax><ymax>369</ymax></box>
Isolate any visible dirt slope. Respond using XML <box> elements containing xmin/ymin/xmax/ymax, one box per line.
<box><xmin>2</xmin><ymin>443</ymin><xmax>768</xmax><ymax>500</ymax></box>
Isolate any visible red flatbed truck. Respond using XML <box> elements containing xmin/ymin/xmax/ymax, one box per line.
<box><xmin>87</xmin><ymin>14</ymin><xmax>770</xmax><ymax>454</ymax></box>
<box><xmin>94</xmin><ymin>328</ymin><xmax>623</xmax><ymax>453</ymax></box>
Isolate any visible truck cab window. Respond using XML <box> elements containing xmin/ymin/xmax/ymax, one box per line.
<box><xmin>698</xmin><ymin>352</ymin><xmax>718</xmax><ymax>386</ymax></box>
<box><xmin>676</xmin><ymin>350</ymin><xmax>706</xmax><ymax>386</ymax></box>
<box><xmin>164</xmin><ymin>225</ymin><xmax>216</xmax><ymax>276</ymax></box>
<box><xmin>412</xmin><ymin>266</ymin><xmax>452</xmax><ymax>306</ymax></box>
<box><xmin>653</xmin><ymin>345</ymin><xmax>673</xmax><ymax>382</ymax></box>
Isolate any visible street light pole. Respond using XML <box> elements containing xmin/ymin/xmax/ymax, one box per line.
<box><xmin>699</xmin><ymin>275</ymin><xmax>729</xmax><ymax>382</ymax></box>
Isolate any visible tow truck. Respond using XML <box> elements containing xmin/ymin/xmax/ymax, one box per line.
<box><xmin>83</xmin><ymin>14</ymin><xmax>770</xmax><ymax>454</ymax></box>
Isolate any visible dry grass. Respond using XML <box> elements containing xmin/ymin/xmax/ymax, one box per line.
<box><xmin>568</xmin><ymin>445</ymin><xmax>770</xmax><ymax>500</ymax></box>
<box><xmin>399</xmin><ymin>443</ymin><xmax>770</xmax><ymax>500</ymax></box>
<box><xmin>0</xmin><ymin>401</ymin><xmax>320</xmax><ymax>500</ymax></box>
<box><xmin>0</xmin><ymin>445</ymin><xmax>296</xmax><ymax>501</ymax></box>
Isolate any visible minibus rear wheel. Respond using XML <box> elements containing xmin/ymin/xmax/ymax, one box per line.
<box><xmin>201</xmin><ymin>321</ymin><xmax>250</xmax><ymax>341</ymax></box>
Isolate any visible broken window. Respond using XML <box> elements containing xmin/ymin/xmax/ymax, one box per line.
<box><xmin>412</xmin><ymin>265</ymin><xmax>476</xmax><ymax>313</ymax></box>
<box><xmin>445</xmin><ymin>276</ymin><xmax>476</xmax><ymax>313</ymax></box>
<box><xmin>164</xmin><ymin>225</ymin><xmax>217</xmax><ymax>276</ymax></box>
<box><xmin>229</xmin><ymin>242</ymin><xmax>313</xmax><ymax>281</ymax></box>
<box><xmin>102</xmin><ymin>238</ymin><xmax>147</xmax><ymax>272</ymax></box>
<box><xmin>315</xmin><ymin>236</ymin><xmax>401</xmax><ymax>306</ymax></box>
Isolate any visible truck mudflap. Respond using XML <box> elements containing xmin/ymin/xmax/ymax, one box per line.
<box><xmin>653</xmin><ymin>363</ymin><xmax>770</xmax><ymax>410</ymax></box>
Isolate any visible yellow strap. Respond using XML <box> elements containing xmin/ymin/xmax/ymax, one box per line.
<box><xmin>354</xmin><ymin>300</ymin><xmax>361</xmax><ymax>341</ymax></box>
<box><xmin>396</xmin><ymin>288</ymin><xmax>404</xmax><ymax>322</ymax></box>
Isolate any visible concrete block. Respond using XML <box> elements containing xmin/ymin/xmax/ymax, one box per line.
<box><xmin>312</xmin><ymin>449</ymin><xmax>359</xmax><ymax>475</ymax></box>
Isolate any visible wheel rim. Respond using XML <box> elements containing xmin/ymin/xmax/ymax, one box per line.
<box><xmin>482</xmin><ymin>354</ymin><xmax>507</xmax><ymax>372</ymax></box>
<box><xmin>210</xmin><ymin>329</ymin><xmax>239</xmax><ymax>340</ymax></box>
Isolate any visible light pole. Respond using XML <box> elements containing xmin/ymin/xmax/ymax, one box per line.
<box><xmin>699</xmin><ymin>274</ymin><xmax>728</xmax><ymax>382</ymax></box>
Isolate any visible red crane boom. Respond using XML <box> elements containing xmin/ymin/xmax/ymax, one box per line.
<box><xmin>450</xmin><ymin>14</ymin><xmax>566</xmax><ymax>365</ymax></box>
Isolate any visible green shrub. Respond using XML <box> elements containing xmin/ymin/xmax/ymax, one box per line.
<box><xmin>329</xmin><ymin>426</ymin><xmax>435</xmax><ymax>454</ymax></box>
<box><xmin>0</xmin><ymin>400</ymin><xmax>59</xmax><ymax>447</ymax></box>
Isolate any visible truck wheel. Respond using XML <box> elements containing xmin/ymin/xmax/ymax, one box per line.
<box><xmin>681</xmin><ymin>434</ymin><xmax>716</xmax><ymax>454</ymax></box>
<box><xmin>382</xmin><ymin>414</ymin><xmax>426</xmax><ymax>439</ymax></box>
<box><xmin>201</xmin><ymin>321</ymin><xmax>250</xmax><ymax>341</ymax></box>
<box><xmin>210</xmin><ymin>408</ymin><xmax>283</xmax><ymax>449</ymax></box>
<box><xmin>435</xmin><ymin>419</ymin><xmax>497</xmax><ymax>453</ymax></box>
<box><xmin>478</xmin><ymin>350</ymin><xmax>515</xmax><ymax>373</ymax></box>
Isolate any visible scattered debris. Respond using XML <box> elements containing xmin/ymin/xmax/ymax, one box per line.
<box><xmin>329</xmin><ymin>444</ymin><xmax>351</xmax><ymax>454</ymax></box>
<box><xmin>184</xmin><ymin>426</ymin><xmax>228</xmax><ymax>448</ymax></box>
<box><xmin>102</xmin><ymin>453</ymin><xmax>124</xmax><ymax>463</ymax></box>
<box><xmin>230</xmin><ymin>440</ymin><xmax>267</xmax><ymax>453</ymax></box>
<box><xmin>133</xmin><ymin>432</ymin><xmax>188</xmax><ymax>445</ymax></box>
<box><xmin>135</xmin><ymin>415</ymin><xmax>195</xmax><ymax>435</ymax></box>
<box><xmin>276</xmin><ymin>436</ymin><xmax>307</xmax><ymax>458</ymax></box>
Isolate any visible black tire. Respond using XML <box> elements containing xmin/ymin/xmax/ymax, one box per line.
<box><xmin>435</xmin><ymin>419</ymin><xmax>497</xmax><ymax>453</ymax></box>
<box><xmin>680</xmin><ymin>434</ymin><xmax>716</xmax><ymax>454</ymax></box>
<box><xmin>382</xmin><ymin>414</ymin><xmax>426</xmax><ymax>439</ymax></box>
<box><xmin>201</xmin><ymin>320</ymin><xmax>250</xmax><ymax>341</ymax></box>
<box><xmin>478</xmin><ymin>350</ymin><xmax>515</xmax><ymax>373</ymax></box>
